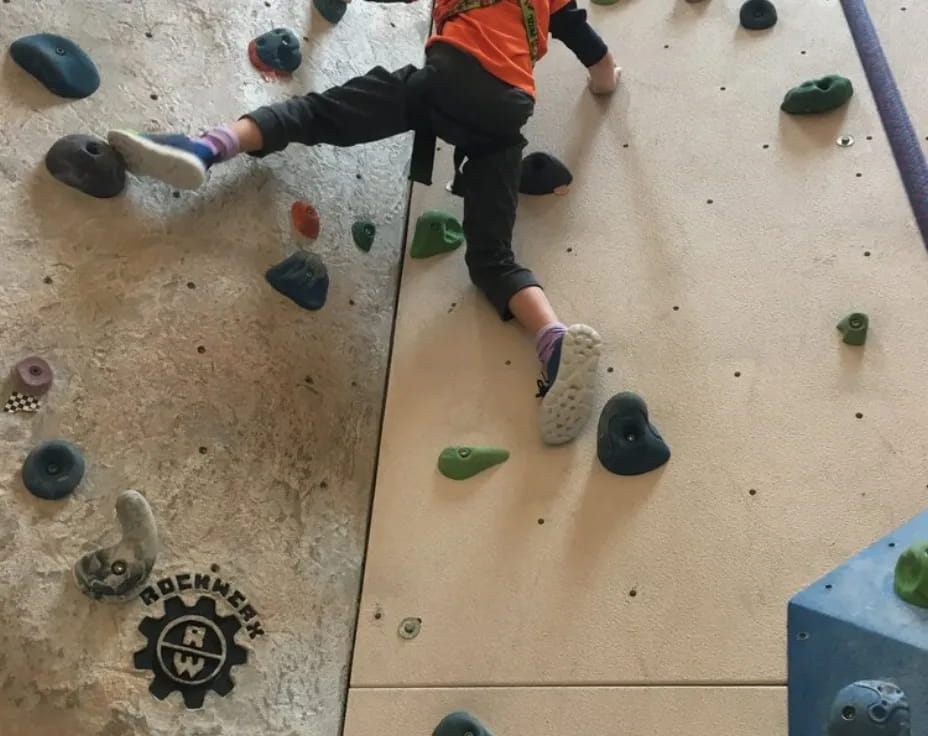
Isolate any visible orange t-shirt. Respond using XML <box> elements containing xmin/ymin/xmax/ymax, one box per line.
<box><xmin>426</xmin><ymin>0</ymin><xmax>570</xmax><ymax>98</ymax></box>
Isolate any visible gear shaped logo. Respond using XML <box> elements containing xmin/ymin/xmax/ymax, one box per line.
<box><xmin>134</xmin><ymin>595</ymin><xmax>248</xmax><ymax>709</ymax></box>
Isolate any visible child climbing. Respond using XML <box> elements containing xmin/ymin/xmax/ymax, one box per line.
<box><xmin>107</xmin><ymin>0</ymin><xmax>619</xmax><ymax>445</ymax></box>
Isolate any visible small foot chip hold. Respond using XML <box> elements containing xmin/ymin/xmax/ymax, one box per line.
<box><xmin>45</xmin><ymin>134</ymin><xmax>127</xmax><ymax>198</ymax></box>
<box><xmin>265</xmin><ymin>250</ymin><xmax>330</xmax><ymax>310</ymax></box>
<box><xmin>410</xmin><ymin>210</ymin><xmax>464</xmax><ymax>259</ymax></box>
<box><xmin>597</xmin><ymin>392</ymin><xmax>670</xmax><ymax>476</ymax></box>
<box><xmin>13</xmin><ymin>356</ymin><xmax>53</xmax><ymax>395</ymax></box>
<box><xmin>894</xmin><ymin>540</ymin><xmax>928</xmax><ymax>608</ymax></box>
<box><xmin>9</xmin><ymin>33</ymin><xmax>101</xmax><ymax>98</ymax></box>
<box><xmin>739</xmin><ymin>0</ymin><xmax>777</xmax><ymax>30</ymax></box>
<box><xmin>827</xmin><ymin>681</ymin><xmax>910</xmax><ymax>736</ymax></box>
<box><xmin>438</xmin><ymin>446</ymin><xmax>510</xmax><ymax>480</ymax></box>
<box><xmin>249</xmin><ymin>28</ymin><xmax>302</xmax><ymax>74</ymax></box>
<box><xmin>781</xmin><ymin>75</ymin><xmax>854</xmax><ymax>115</ymax></box>
<box><xmin>433</xmin><ymin>712</ymin><xmax>495</xmax><ymax>736</ymax></box>
<box><xmin>22</xmin><ymin>439</ymin><xmax>85</xmax><ymax>500</ymax></box>
<box><xmin>291</xmin><ymin>201</ymin><xmax>321</xmax><ymax>239</ymax></box>
<box><xmin>837</xmin><ymin>312</ymin><xmax>868</xmax><ymax>346</ymax></box>
<box><xmin>74</xmin><ymin>490</ymin><xmax>159</xmax><ymax>602</ymax></box>
<box><xmin>519</xmin><ymin>152</ymin><xmax>573</xmax><ymax>195</ymax></box>
<box><xmin>314</xmin><ymin>0</ymin><xmax>349</xmax><ymax>23</ymax></box>
<box><xmin>352</xmin><ymin>220</ymin><xmax>376</xmax><ymax>251</ymax></box>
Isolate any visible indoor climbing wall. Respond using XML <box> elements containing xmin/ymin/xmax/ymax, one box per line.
<box><xmin>0</xmin><ymin>1</ymin><xmax>429</xmax><ymax>735</ymax></box>
<box><xmin>345</xmin><ymin>0</ymin><xmax>928</xmax><ymax>734</ymax></box>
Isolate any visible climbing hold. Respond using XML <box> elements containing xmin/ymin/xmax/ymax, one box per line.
<box><xmin>74</xmin><ymin>490</ymin><xmax>159</xmax><ymax>602</ymax></box>
<box><xmin>827</xmin><ymin>681</ymin><xmax>910</xmax><ymax>736</ymax></box>
<box><xmin>438</xmin><ymin>446</ymin><xmax>510</xmax><ymax>480</ymax></box>
<box><xmin>739</xmin><ymin>0</ymin><xmax>777</xmax><ymax>30</ymax></box>
<box><xmin>519</xmin><ymin>152</ymin><xmax>573</xmax><ymax>195</ymax></box>
<box><xmin>291</xmin><ymin>201</ymin><xmax>321</xmax><ymax>239</ymax></box>
<box><xmin>249</xmin><ymin>28</ymin><xmax>302</xmax><ymax>74</ymax></box>
<box><xmin>433</xmin><ymin>712</ymin><xmax>495</xmax><ymax>736</ymax></box>
<box><xmin>314</xmin><ymin>0</ymin><xmax>349</xmax><ymax>24</ymax></box>
<box><xmin>45</xmin><ymin>134</ymin><xmax>126</xmax><ymax>199</ymax></box>
<box><xmin>352</xmin><ymin>220</ymin><xmax>376</xmax><ymax>251</ymax></box>
<box><xmin>590</xmin><ymin>0</ymin><xmax>619</xmax><ymax>5</ymax></box>
<box><xmin>21</xmin><ymin>440</ymin><xmax>85</xmax><ymax>500</ymax></box>
<box><xmin>12</xmin><ymin>356</ymin><xmax>53</xmax><ymax>395</ymax></box>
<box><xmin>894</xmin><ymin>540</ymin><xmax>928</xmax><ymax>608</ymax></box>
<box><xmin>410</xmin><ymin>210</ymin><xmax>464</xmax><ymax>259</ymax></box>
<box><xmin>266</xmin><ymin>251</ymin><xmax>329</xmax><ymax>310</ymax></box>
<box><xmin>9</xmin><ymin>33</ymin><xmax>100</xmax><ymax>98</ymax></box>
<box><xmin>781</xmin><ymin>75</ymin><xmax>854</xmax><ymax>115</ymax></box>
<box><xmin>837</xmin><ymin>312</ymin><xmax>868</xmax><ymax>346</ymax></box>
<box><xmin>597</xmin><ymin>392</ymin><xmax>670</xmax><ymax>476</ymax></box>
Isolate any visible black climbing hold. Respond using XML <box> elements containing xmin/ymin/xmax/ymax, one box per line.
<box><xmin>739</xmin><ymin>0</ymin><xmax>777</xmax><ymax>30</ymax></box>
<box><xmin>433</xmin><ymin>712</ymin><xmax>494</xmax><ymax>736</ymax></box>
<box><xmin>9</xmin><ymin>33</ymin><xmax>100</xmax><ymax>98</ymax></box>
<box><xmin>519</xmin><ymin>152</ymin><xmax>573</xmax><ymax>195</ymax></box>
<box><xmin>827</xmin><ymin>681</ymin><xmax>910</xmax><ymax>736</ymax></box>
<box><xmin>314</xmin><ymin>0</ymin><xmax>348</xmax><ymax>23</ymax></box>
<box><xmin>252</xmin><ymin>28</ymin><xmax>302</xmax><ymax>73</ymax></box>
<box><xmin>22</xmin><ymin>440</ymin><xmax>85</xmax><ymax>500</ymax></box>
<box><xmin>352</xmin><ymin>220</ymin><xmax>376</xmax><ymax>251</ymax></box>
<box><xmin>597</xmin><ymin>392</ymin><xmax>670</xmax><ymax>476</ymax></box>
<box><xmin>265</xmin><ymin>251</ymin><xmax>329</xmax><ymax>310</ymax></box>
<box><xmin>45</xmin><ymin>134</ymin><xmax>126</xmax><ymax>198</ymax></box>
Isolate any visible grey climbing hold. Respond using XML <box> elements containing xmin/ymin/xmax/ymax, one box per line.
<box><xmin>438</xmin><ymin>446</ymin><xmax>510</xmax><ymax>480</ymax></box>
<box><xmin>597</xmin><ymin>392</ymin><xmax>670</xmax><ymax>476</ymax></box>
<box><xmin>519</xmin><ymin>152</ymin><xmax>573</xmax><ymax>195</ymax></box>
<box><xmin>45</xmin><ymin>134</ymin><xmax>126</xmax><ymax>198</ymax></box>
<box><xmin>265</xmin><ymin>251</ymin><xmax>330</xmax><ymax>310</ymax></box>
<box><xmin>9</xmin><ymin>33</ymin><xmax>100</xmax><ymax>98</ymax></box>
<box><xmin>12</xmin><ymin>356</ymin><xmax>53</xmax><ymax>395</ymax></box>
<box><xmin>352</xmin><ymin>220</ymin><xmax>376</xmax><ymax>251</ymax></box>
<box><xmin>74</xmin><ymin>490</ymin><xmax>159</xmax><ymax>602</ymax></box>
<box><xmin>410</xmin><ymin>210</ymin><xmax>464</xmax><ymax>258</ymax></box>
<box><xmin>433</xmin><ymin>712</ymin><xmax>495</xmax><ymax>736</ymax></box>
<box><xmin>739</xmin><ymin>0</ymin><xmax>777</xmax><ymax>30</ymax></box>
<box><xmin>314</xmin><ymin>0</ymin><xmax>348</xmax><ymax>24</ymax></box>
<box><xmin>250</xmin><ymin>28</ymin><xmax>302</xmax><ymax>73</ymax></box>
<box><xmin>22</xmin><ymin>440</ymin><xmax>85</xmax><ymax>500</ymax></box>
<box><xmin>827</xmin><ymin>681</ymin><xmax>910</xmax><ymax>736</ymax></box>
<box><xmin>837</xmin><ymin>312</ymin><xmax>868</xmax><ymax>346</ymax></box>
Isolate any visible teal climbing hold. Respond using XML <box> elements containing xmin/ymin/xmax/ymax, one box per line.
<box><xmin>22</xmin><ymin>440</ymin><xmax>85</xmax><ymax>500</ymax></box>
<box><xmin>249</xmin><ymin>28</ymin><xmax>302</xmax><ymax>74</ymax></box>
<box><xmin>410</xmin><ymin>210</ymin><xmax>464</xmax><ymax>259</ymax></box>
<box><xmin>597</xmin><ymin>392</ymin><xmax>670</xmax><ymax>476</ymax></box>
<box><xmin>837</xmin><ymin>312</ymin><xmax>868</xmax><ymax>346</ymax></box>
<box><xmin>781</xmin><ymin>75</ymin><xmax>853</xmax><ymax>115</ymax></box>
<box><xmin>438</xmin><ymin>446</ymin><xmax>510</xmax><ymax>480</ymax></box>
<box><xmin>739</xmin><ymin>0</ymin><xmax>777</xmax><ymax>30</ymax></box>
<box><xmin>314</xmin><ymin>0</ymin><xmax>348</xmax><ymax>23</ymax></box>
<box><xmin>352</xmin><ymin>220</ymin><xmax>376</xmax><ymax>251</ymax></box>
<box><xmin>9</xmin><ymin>33</ymin><xmax>100</xmax><ymax>99</ymax></box>
<box><xmin>433</xmin><ymin>712</ymin><xmax>494</xmax><ymax>736</ymax></box>
<box><xmin>265</xmin><ymin>251</ymin><xmax>329</xmax><ymax>310</ymax></box>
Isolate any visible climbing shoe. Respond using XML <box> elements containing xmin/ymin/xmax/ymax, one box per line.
<box><xmin>107</xmin><ymin>130</ymin><xmax>214</xmax><ymax>189</ymax></box>
<box><xmin>536</xmin><ymin>323</ymin><xmax>602</xmax><ymax>445</ymax></box>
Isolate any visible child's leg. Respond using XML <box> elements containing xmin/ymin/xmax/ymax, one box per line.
<box><xmin>108</xmin><ymin>64</ymin><xmax>422</xmax><ymax>189</ymax></box>
<box><xmin>460</xmin><ymin>146</ymin><xmax>601</xmax><ymax>446</ymax></box>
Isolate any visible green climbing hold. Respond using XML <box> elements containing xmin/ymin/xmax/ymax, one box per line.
<box><xmin>837</xmin><ymin>312</ymin><xmax>868</xmax><ymax>346</ymax></box>
<box><xmin>894</xmin><ymin>540</ymin><xmax>928</xmax><ymax>608</ymax></box>
<box><xmin>433</xmin><ymin>712</ymin><xmax>494</xmax><ymax>736</ymax></box>
<box><xmin>438</xmin><ymin>446</ymin><xmax>509</xmax><ymax>480</ymax></box>
<box><xmin>410</xmin><ymin>210</ymin><xmax>464</xmax><ymax>259</ymax></box>
<box><xmin>352</xmin><ymin>220</ymin><xmax>376</xmax><ymax>251</ymax></box>
<box><xmin>781</xmin><ymin>75</ymin><xmax>853</xmax><ymax>115</ymax></box>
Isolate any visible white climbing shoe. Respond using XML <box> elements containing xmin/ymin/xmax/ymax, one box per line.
<box><xmin>107</xmin><ymin>129</ymin><xmax>210</xmax><ymax>190</ymax></box>
<box><xmin>537</xmin><ymin>324</ymin><xmax>602</xmax><ymax>445</ymax></box>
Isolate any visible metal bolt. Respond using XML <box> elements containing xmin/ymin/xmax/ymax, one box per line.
<box><xmin>111</xmin><ymin>560</ymin><xmax>127</xmax><ymax>575</ymax></box>
<box><xmin>398</xmin><ymin>617</ymin><xmax>421</xmax><ymax>639</ymax></box>
<box><xmin>837</xmin><ymin>135</ymin><xmax>855</xmax><ymax>147</ymax></box>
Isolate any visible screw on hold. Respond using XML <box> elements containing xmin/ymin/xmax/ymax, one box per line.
<box><xmin>837</xmin><ymin>312</ymin><xmax>869</xmax><ymax>345</ymax></box>
<box><xmin>837</xmin><ymin>135</ymin><xmax>855</xmax><ymax>147</ymax></box>
<box><xmin>398</xmin><ymin>617</ymin><xmax>421</xmax><ymax>639</ymax></box>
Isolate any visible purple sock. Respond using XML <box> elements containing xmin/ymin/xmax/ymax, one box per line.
<box><xmin>536</xmin><ymin>322</ymin><xmax>567</xmax><ymax>366</ymax></box>
<box><xmin>196</xmin><ymin>125</ymin><xmax>240</xmax><ymax>163</ymax></box>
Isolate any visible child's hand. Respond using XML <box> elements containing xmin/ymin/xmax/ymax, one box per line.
<box><xmin>588</xmin><ymin>52</ymin><xmax>620</xmax><ymax>95</ymax></box>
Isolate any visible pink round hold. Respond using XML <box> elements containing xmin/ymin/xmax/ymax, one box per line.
<box><xmin>14</xmin><ymin>356</ymin><xmax>53</xmax><ymax>395</ymax></box>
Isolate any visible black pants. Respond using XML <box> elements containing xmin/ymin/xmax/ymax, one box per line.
<box><xmin>244</xmin><ymin>9</ymin><xmax>607</xmax><ymax>319</ymax></box>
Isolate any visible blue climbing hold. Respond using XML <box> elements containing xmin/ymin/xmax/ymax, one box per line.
<box><xmin>251</xmin><ymin>28</ymin><xmax>302</xmax><ymax>73</ymax></box>
<box><xmin>266</xmin><ymin>251</ymin><xmax>329</xmax><ymax>310</ymax></box>
<box><xmin>45</xmin><ymin>134</ymin><xmax>126</xmax><ymax>198</ymax></box>
<box><xmin>314</xmin><ymin>0</ymin><xmax>348</xmax><ymax>24</ymax></box>
<box><xmin>9</xmin><ymin>33</ymin><xmax>100</xmax><ymax>99</ymax></box>
<box><xmin>597</xmin><ymin>392</ymin><xmax>671</xmax><ymax>476</ymax></box>
<box><xmin>433</xmin><ymin>712</ymin><xmax>494</xmax><ymax>736</ymax></box>
<box><xmin>22</xmin><ymin>440</ymin><xmax>86</xmax><ymax>500</ymax></box>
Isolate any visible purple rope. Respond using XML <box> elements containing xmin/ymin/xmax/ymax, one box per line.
<box><xmin>839</xmin><ymin>0</ymin><xmax>928</xmax><ymax>247</ymax></box>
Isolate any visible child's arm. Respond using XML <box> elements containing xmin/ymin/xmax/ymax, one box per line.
<box><xmin>549</xmin><ymin>1</ymin><xmax>619</xmax><ymax>94</ymax></box>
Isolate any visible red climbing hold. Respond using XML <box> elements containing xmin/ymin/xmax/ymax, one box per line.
<box><xmin>291</xmin><ymin>201</ymin><xmax>320</xmax><ymax>239</ymax></box>
<box><xmin>248</xmin><ymin>39</ymin><xmax>287</xmax><ymax>78</ymax></box>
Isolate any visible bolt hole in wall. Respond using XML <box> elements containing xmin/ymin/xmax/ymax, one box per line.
<box><xmin>749</xmin><ymin>489</ymin><xmax>757</xmax><ymax>496</ymax></box>
<box><xmin>855</xmin><ymin>412</ymin><xmax>863</xmax><ymax>419</ymax></box>
<box><xmin>797</xmin><ymin>631</ymin><xmax>809</xmax><ymax>640</ymax></box>
<box><xmin>197</xmin><ymin>345</ymin><xmax>206</xmax><ymax>354</ymax></box>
